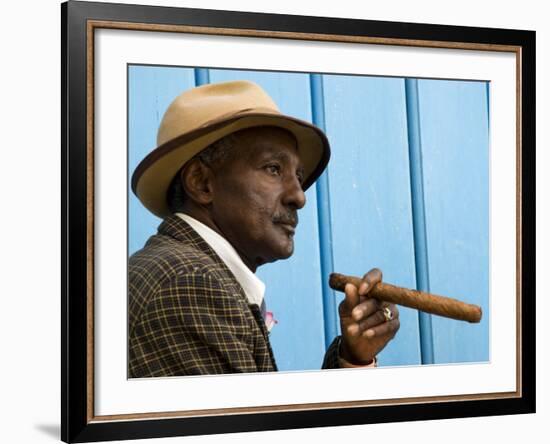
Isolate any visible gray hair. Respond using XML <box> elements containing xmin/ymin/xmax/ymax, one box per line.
<box><xmin>166</xmin><ymin>132</ymin><xmax>239</xmax><ymax>213</ymax></box>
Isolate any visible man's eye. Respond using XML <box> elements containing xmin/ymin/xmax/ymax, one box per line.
<box><xmin>265</xmin><ymin>164</ymin><xmax>281</xmax><ymax>175</ymax></box>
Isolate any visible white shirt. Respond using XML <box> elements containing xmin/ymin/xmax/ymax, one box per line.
<box><xmin>175</xmin><ymin>213</ymin><xmax>266</xmax><ymax>309</ymax></box>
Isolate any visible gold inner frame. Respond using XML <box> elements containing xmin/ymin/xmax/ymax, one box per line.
<box><xmin>85</xmin><ymin>19</ymin><xmax>523</xmax><ymax>423</ymax></box>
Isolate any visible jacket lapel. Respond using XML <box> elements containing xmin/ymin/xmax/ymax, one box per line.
<box><xmin>157</xmin><ymin>215</ymin><xmax>278</xmax><ymax>371</ymax></box>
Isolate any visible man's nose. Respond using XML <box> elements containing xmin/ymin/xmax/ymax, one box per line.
<box><xmin>282</xmin><ymin>175</ymin><xmax>306</xmax><ymax>210</ymax></box>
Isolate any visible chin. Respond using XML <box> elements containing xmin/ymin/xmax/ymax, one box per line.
<box><xmin>262</xmin><ymin>242</ymin><xmax>294</xmax><ymax>264</ymax></box>
<box><xmin>274</xmin><ymin>241</ymin><xmax>295</xmax><ymax>260</ymax></box>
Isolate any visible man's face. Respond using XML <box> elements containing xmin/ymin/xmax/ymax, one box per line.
<box><xmin>209</xmin><ymin>126</ymin><xmax>306</xmax><ymax>270</ymax></box>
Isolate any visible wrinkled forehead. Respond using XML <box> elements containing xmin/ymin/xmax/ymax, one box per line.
<box><xmin>232</xmin><ymin>126</ymin><xmax>300</xmax><ymax>160</ymax></box>
<box><xmin>235</xmin><ymin>125</ymin><xmax>297</xmax><ymax>145</ymax></box>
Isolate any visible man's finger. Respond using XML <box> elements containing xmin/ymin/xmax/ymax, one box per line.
<box><xmin>351</xmin><ymin>298</ymin><xmax>381</xmax><ymax>322</ymax></box>
<box><xmin>355</xmin><ymin>308</ymin><xmax>389</xmax><ymax>332</ymax></box>
<box><xmin>358</xmin><ymin>268</ymin><xmax>383</xmax><ymax>296</ymax></box>
<box><xmin>341</xmin><ymin>283</ymin><xmax>360</xmax><ymax>314</ymax></box>
<box><xmin>362</xmin><ymin>318</ymin><xmax>400</xmax><ymax>338</ymax></box>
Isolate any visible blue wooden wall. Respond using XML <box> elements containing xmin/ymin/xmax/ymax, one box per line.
<box><xmin>128</xmin><ymin>65</ymin><xmax>489</xmax><ymax>371</ymax></box>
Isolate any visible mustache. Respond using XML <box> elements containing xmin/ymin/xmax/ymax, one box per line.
<box><xmin>272</xmin><ymin>212</ymin><xmax>299</xmax><ymax>227</ymax></box>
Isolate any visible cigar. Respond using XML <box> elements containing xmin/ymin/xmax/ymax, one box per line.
<box><xmin>329</xmin><ymin>273</ymin><xmax>482</xmax><ymax>323</ymax></box>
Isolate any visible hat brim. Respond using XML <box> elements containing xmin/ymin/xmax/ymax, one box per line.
<box><xmin>132</xmin><ymin>110</ymin><xmax>331</xmax><ymax>218</ymax></box>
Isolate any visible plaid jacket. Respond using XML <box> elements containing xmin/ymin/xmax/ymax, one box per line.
<box><xmin>128</xmin><ymin>215</ymin><xmax>341</xmax><ymax>377</ymax></box>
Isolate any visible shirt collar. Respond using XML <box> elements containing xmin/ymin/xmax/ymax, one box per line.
<box><xmin>175</xmin><ymin>213</ymin><xmax>265</xmax><ymax>308</ymax></box>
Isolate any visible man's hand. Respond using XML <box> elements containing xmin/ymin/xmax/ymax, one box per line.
<box><xmin>338</xmin><ymin>268</ymin><xmax>400</xmax><ymax>364</ymax></box>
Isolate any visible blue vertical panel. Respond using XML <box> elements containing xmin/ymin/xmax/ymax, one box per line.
<box><xmin>405</xmin><ymin>79</ymin><xmax>435</xmax><ymax>365</ymax></box>
<box><xmin>209</xmin><ymin>69</ymin><xmax>325</xmax><ymax>371</ymax></box>
<box><xmin>417</xmin><ymin>79</ymin><xmax>489</xmax><ymax>363</ymax></box>
<box><xmin>485</xmin><ymin>82</ymin><xmax>491</xmax><ymax>131</ymax></box>
<box><xmin>194</xmin><ymin>68</ymin><xmax>210</xmax><ymax>86</ymax></box>
<box><xmin>323</xmin><ymin>75</ymin><xmax>421</xmax><ymax>366</ymax></box>
<box><xmin>310</xmin><ymin>74</ymin><xmax>339</xmax><ymax>348</ymax></box>
<box><xmin>128</xmin><ymin>66</ymin><xmax>196</xmax><ymax>255</ymax></box>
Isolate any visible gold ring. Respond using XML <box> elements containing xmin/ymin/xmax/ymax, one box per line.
<box><xmin>383</xmin><ymin>306</ymin><xmax>393</xmax><ymax>322</ymax></box>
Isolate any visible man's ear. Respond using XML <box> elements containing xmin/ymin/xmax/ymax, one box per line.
<box><xmin>181</xmin><ymin>158</ymin><xmax>214</xmax><ymax>205</ymax></box>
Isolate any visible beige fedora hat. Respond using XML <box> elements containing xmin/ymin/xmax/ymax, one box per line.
<box><xmin>131</xmin><ymin>80</ymin><xmax>331</xmax><ymax>218</ymax></box>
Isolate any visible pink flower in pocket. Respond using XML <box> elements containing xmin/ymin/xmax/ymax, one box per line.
<box><xmin>265</xmin><ymin>311</ymin><xmax>278</xmax><ymax>332</ymax></box>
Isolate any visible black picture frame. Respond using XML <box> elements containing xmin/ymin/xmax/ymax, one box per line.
<box><xmin>61</xmin><ymin>1</ymin><xmax>536</xmax><ymax>442</ymax></box>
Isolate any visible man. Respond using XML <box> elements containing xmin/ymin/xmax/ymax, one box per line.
<box><xmin>129</xmin><ymin>80</ymin><xmax>400</xmax><ymax>377</ymax></box>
